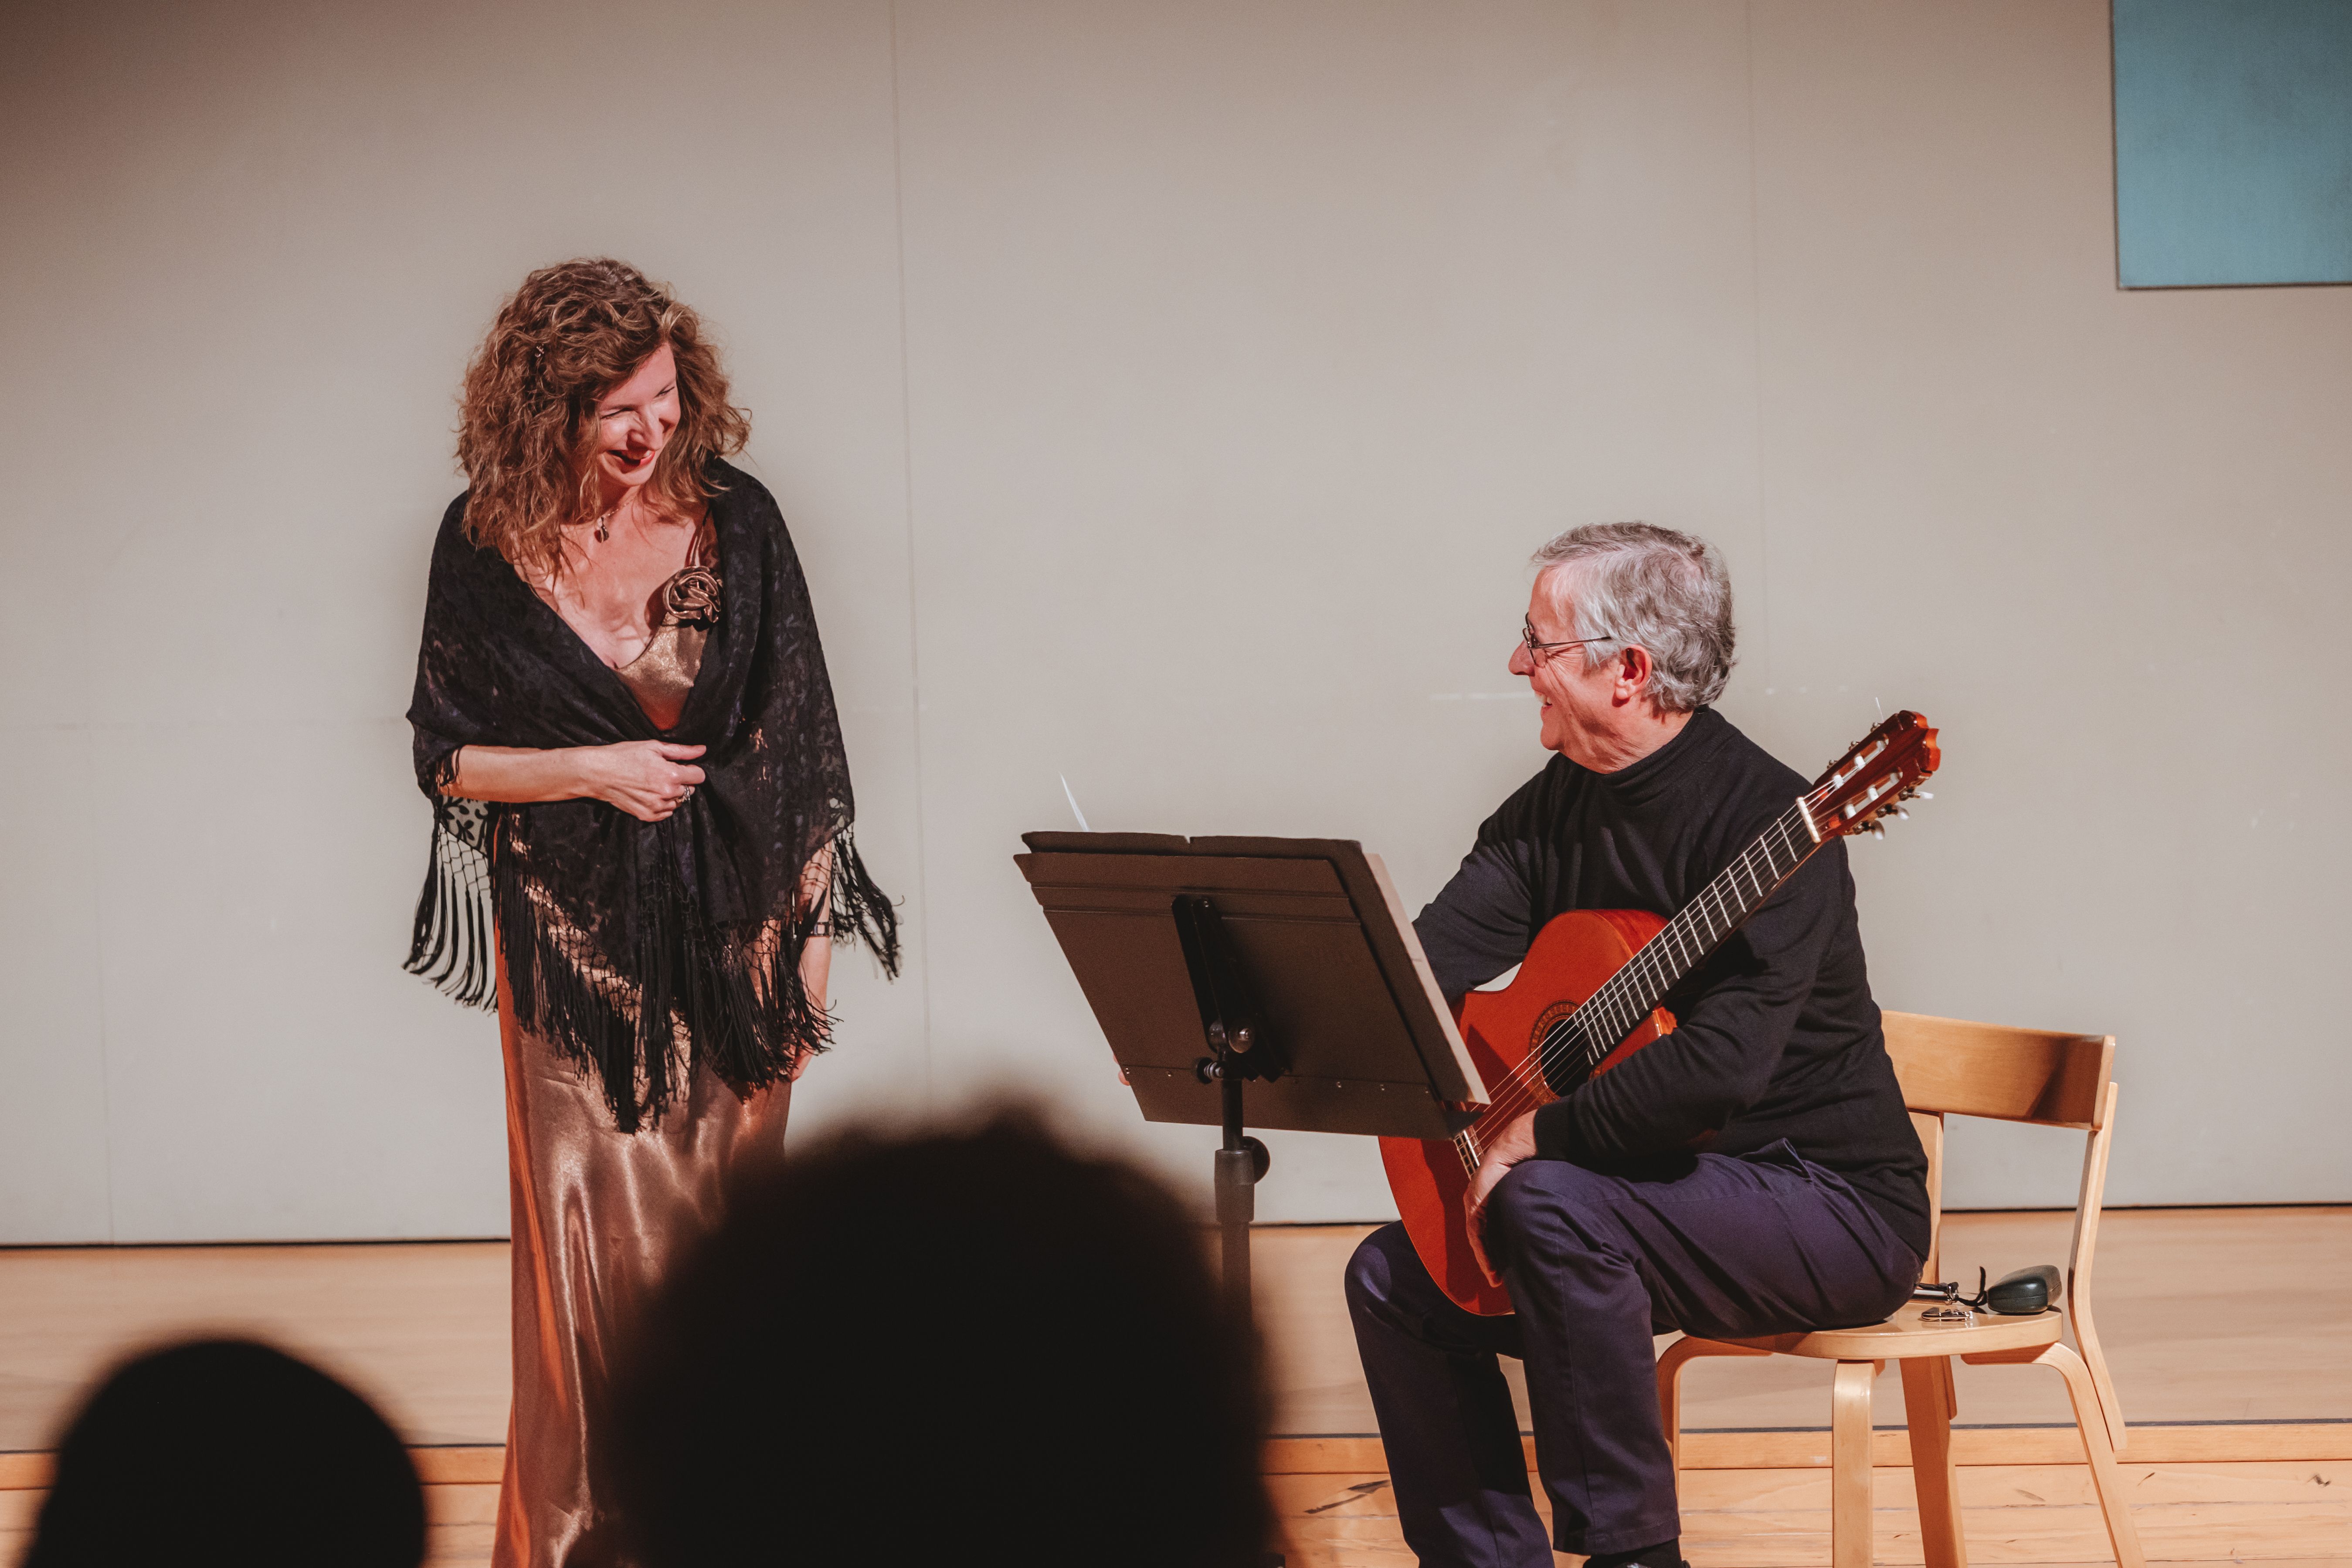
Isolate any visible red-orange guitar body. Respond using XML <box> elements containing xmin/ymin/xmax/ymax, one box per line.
<box><xmin>1378</xmin><ymin>908</ymin><xmax>1675</xmax><ymax>1317</ymax></box>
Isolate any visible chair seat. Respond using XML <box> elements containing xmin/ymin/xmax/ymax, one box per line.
<box><xmin>1709</xmin><ymin>1300</ymin><xmax>2066</xmax><ymax>1361</ymax></box>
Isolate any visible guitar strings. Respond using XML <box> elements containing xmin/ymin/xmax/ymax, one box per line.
<box><xmin>1512</xmin><ymin>817</ymin><xmax>1798</xmax><ymax>1100</ymax></box>
<box><xmin>1445</xmin><ymin>795</ymin><xmax>1825</xmax><ymax>1176</ymax></box>
<box><xmin>1444</xmin><ymin>799</ymin><xmax>1810</xmax><ymax>1172</ymax></box>
<box><xmin>1476</xmin><ymin>801</ymin><xmax>1814</xmax><ymax>1121</ymax></box>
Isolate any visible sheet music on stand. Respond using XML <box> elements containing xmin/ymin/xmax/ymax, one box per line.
<box><xmin>1013</xmin><ymin>832</ymin><xmax>1491</xmax><ymax>1316</ymax></box>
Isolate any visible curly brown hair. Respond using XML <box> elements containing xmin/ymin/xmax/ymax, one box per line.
<box><xmin>456</xmin><ymin>259</ymin><xmax>750</xmax><ymax>578</ymax></box>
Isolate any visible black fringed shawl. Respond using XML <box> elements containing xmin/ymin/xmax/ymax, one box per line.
<box><xmin>403</xmin><ymin>460</ymin><xmax>899</xmax><ymax>1131</ymax></box>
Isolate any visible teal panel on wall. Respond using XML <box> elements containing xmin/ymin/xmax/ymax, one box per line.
<box><xmin>2114</xmin><ymin>0</ymin><xmax>2352</xmax><ymax>288</ymax></box>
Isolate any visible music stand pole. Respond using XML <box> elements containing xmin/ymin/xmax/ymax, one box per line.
<box><xmin>1174</xmin><ymin>893</ymin><xmax>1277</xmax><ymax>1319</ymax></box>
<box><xmin>1208</xmin><ymin>1053</ymin><xmax>1268</xmax><ymax>1316</ymax></box>
<box><xmin>1200</xmin><ymin>1055</ymin><xmax>1287</xmax><ymax>1568</ymax></box>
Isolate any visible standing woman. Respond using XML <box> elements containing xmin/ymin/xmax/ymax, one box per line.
<box><xmin>403</xmin><ymin>259</ymin><xmax>898</xmax><ymax>1568</ymax></box>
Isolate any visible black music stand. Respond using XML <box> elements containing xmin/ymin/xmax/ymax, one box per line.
<box><xmin>1014</xmin><ymin>833</ymin><xmax>1490</xmax><ymax>1320</ymax></box>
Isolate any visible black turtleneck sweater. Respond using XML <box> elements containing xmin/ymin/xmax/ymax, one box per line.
<box><xmin>1415</xmin><ymin>707</ymin><xmax>1930</xmax><ymax>1260</ymax></box>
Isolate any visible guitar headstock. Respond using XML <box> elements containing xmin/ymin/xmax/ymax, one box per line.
<box><xmin>1807</xmin><ymin>711</ymin><xmax>1941</xmax><ymax>841</ymax></box>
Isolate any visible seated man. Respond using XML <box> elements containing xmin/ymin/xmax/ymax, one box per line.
<box><xmin>1347</xmin><ymin>522</ymin><xmax>1929</xmax><ymax>1568</ymax></box>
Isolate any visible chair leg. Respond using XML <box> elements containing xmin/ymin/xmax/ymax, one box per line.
<box><xmin>2036</xmin><ymin>1341</ymin><xmax>2145</xmax><ymax>1568</ymax></box>
<box><xmin>1901</xmin><ymin>1357</ymin><xmax>1968</xmax><ymax>1568</ymax></box>
<box><xmin>1831</xmin><ymin>1360</ymin><xmax>1877</xmax><ymax>1568</ymax></box>
<box><xmin>1653</xmin><ymin>1337</ymin><xmax>1770</xmax><ymax>1473</ymax></box>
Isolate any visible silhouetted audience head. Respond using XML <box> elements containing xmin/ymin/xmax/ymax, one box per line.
<box><xmin>27</xmin><ymin>1338</ymin><xmax>425</xmax><ymax>1568</ymax></box>
<box><xmin>611</xmin><ymin>1107</ymin><xmax>1273</xmax><ymax>1566</ymax></box>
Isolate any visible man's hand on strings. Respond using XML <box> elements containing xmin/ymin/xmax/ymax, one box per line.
<box><xmin>1464</xmin><ymin>1108</ymin><xmax>1541</xmax><ymax>1287</ymax></box>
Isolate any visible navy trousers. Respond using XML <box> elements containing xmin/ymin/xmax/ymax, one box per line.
<box><xmin>1345</xmin><ymin>1144</ymin><xmax>1921</xmax><ymax>1568</ymax></box>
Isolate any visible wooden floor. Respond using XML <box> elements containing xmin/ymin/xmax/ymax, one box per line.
<box><xmin>2</xmin><ymin>1208</ymin><xmax>2346</xmax><ymax>1567</ymax></box>
<box><xmin>1275</xmin><ymin>1456</ymin><xmax>2352</xmax><ymax>1568</ymax></box>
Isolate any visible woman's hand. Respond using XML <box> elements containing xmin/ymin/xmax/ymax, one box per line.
<box><xmin>580</xmin><ymin>741</ymin><xmax>707</xmax><ymax>822</ymax></box>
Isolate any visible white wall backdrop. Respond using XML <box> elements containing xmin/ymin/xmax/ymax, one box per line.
<box><xmin>2</xmin><ymin>0</ymin><xmax>2345</xmax><ymax>1243</ymax></box>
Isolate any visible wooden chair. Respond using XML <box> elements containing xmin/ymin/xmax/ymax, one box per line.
<box><xmin>1654</xmin><ymin>1011</ymin><xmax>2143</xmax><ymax>1568</ymax></box>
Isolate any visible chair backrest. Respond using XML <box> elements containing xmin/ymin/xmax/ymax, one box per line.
<box><xmin>1883</xmin><ymin>1012</ymin><xmax>2114</xmax><ymax>1130</ymax></box>
<box><xmin>1880</xmin><ymin>1010</ymin><xmax>2127</xmax><ymax>1449</ymax></box>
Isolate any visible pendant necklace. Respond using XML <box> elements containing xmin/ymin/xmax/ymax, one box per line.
<box><xmin>593</xmin><ymin>507</ymin><xmax>618</xmax><ymax>543</ymax></box>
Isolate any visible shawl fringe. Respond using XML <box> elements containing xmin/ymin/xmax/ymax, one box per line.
<box><xmin>402</xmin><ymin>803</ymin><xmax>497</xmax><ymax>1010</ymax></box>
<box><xmin>404</xmin><ymin>812</ymin><xmax>899</xmax><ymax>1134</ymax></box>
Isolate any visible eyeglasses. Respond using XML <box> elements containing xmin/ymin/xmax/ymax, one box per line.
<box><xmin>1520</xmin><ymin>619</ymin><xmax>1618</xmax><ymax>664</ymax></box>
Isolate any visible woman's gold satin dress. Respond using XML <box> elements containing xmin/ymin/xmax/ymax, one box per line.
<box><xmin>493</xmin><ymin>568</ymin><xmax>778</xmax><ymax>1568</ymax></box>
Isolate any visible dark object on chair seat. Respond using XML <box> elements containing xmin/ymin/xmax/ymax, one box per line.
<box><xmin>1986</xmin><ymin>1264</ymin><xmax>2062</xmax><ymax>1315</ymax></box>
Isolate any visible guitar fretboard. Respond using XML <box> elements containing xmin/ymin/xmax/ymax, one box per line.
<box><xmin>1535</xmin><ymin>796</ymin><xmax>1824</xmax><ymax>1089</ymax></box>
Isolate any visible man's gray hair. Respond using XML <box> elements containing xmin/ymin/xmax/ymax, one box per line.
<box><xmin>1530</xmin><ymin>522</ymin><xmax>1735</xmax><ymax>712</ymax></box>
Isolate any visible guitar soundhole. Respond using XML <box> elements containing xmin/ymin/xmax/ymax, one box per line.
<box><xmin>1529</xmin><ymin>1001</ymin><xmax>1582</xmax><ymax>1097</ymax></box>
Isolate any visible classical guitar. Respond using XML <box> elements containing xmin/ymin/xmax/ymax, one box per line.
<box><xmin>1380</xmin><ymin>710</ymin><xmax>1942</xmax><ymax>1315</ymax></box>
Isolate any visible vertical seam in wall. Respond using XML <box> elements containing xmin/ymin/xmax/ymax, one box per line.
<box><xmin>89</xmin><ymin>747</ymin><xmax>120</xmax><ymax>1242</ymax></box>
<box><xmin>1744</xmin><ymin>0</ymin><xmax>1773</xmax><ymax>694</ymax></box>
<box><xmin>887</xmin><ymin>0</ymin><xmax>935</xmax><ymax>1103</ymax></box>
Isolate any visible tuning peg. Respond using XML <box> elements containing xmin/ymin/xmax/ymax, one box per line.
<box><xmin>1915</xmin><ymin>791</ymin><xmax>1933</xmax><ymax>800</ymax></box>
